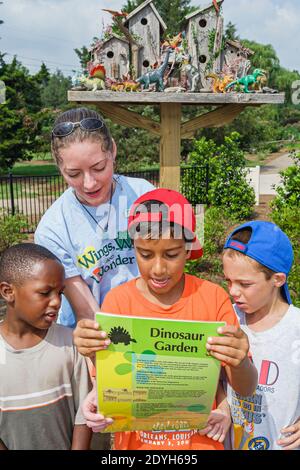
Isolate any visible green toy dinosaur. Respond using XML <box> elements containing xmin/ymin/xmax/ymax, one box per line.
<box><xmin>226</xmin><ymin>69</ymin><xmax>266</xmax><ymax>94</ymax></box>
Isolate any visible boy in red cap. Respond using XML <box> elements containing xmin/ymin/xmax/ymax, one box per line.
<box><xmin>74</xmin><ymin>189</ymin><xmax>257</xmax><ymax>450</ymax></box>
<box><xmin>223</xmin><ymin>221</ymin><xmax>300</xmax><ymax>450</ymax></box>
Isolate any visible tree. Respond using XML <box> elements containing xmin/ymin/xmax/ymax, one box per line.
<box><xmin>34</xmin><ymin>63</ymin><xmax>51</xmax><ymax>87</ymax></box>
<box><xmin>0</xmin><ymin>55</ymin><xmax>41</xmax><ymax>170</ymax></box>
<box><xmin>182</xmin><ymin>132</ymin><xmax>255</xmax><ymax>220</ymax></box>
<box><xmin>40</xmin><ymin>69</ymin><xmax>71</xmax><ymax>107</ymax></box>
<box><xmin>240</xmin><ymin>40</ymin><xmax>280</xmax><ymax>88</ymax></box>
<box><xmin>224</xmin><ymin>22</ymin><xmax>239</xmax><ymax>41</ymax></box>
<box><xmin>0</xmin><ymin>56</ymin><xmax>42</xmax><ymax>112</ymax></box>
<box><xmin>0</xmin><ymin>104</ymin><xmax>39</xmax><ymax>170</ymax></box>
<box><xmin>74</xmin><ymin>45</ymin><xmax>90</xmax><ymax>72</ymax></box>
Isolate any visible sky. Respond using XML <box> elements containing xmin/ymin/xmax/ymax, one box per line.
<box><xmin>0</xmin><ymin>0</ymin><xmax>299</xmax><ymax>76</ymax></box>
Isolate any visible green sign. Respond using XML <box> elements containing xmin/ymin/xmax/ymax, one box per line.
<box><xmin>96</xmin><ymin>312</ymin><xmax>225</xmax><ymax>433</ymax></box>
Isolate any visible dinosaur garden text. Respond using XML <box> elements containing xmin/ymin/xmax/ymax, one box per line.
<box><xmin>150</xmin><ymin>327</ymin><xmax>205</xmax><ymax>353</ymax></box>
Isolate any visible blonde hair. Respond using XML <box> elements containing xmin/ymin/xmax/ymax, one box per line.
<box><xmin>223</xmin><ymin>228</ymin><xmax>275</xmax><ymax>280</ymax></box>
<box><xmin>51</xmin><ymin>107</ymin><xmax>113</xmax><ymax>165</ymax></box>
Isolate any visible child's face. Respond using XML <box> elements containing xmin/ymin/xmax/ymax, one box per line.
<box><xmin>134</xmin><ymin>236</ymin><xmax>190</xmax><ymax>297</ymax></box>
<box><xmin>12</xmin><ymin>260</ymin><xmax>65</xmax><ymax>329</ymax></box>
<box><xmin>223</xmin><ymin>253</ymin><xmax>278</xmax><ymax>314</ymax></box>
<box><xmin>59</xmin><ymin>140</ymin><xmax>115</xmax><ymax>207</ymax></box>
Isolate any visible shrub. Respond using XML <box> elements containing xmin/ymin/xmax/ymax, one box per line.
<box><xmin>182</xmin><ymin>132</ymin><xmax>255</xmax><ymax>220</ymax></box>
<box><xmin>271</xmin><ymin>151</ymin><xmax>300</xmax><ymax>307</ymax></box>
<box><xmin>185</xmin><ymin>207</ymin><xmax>239</xmax><ymax>285</ymax></box>
<box><xmin>0</xmin><ymin>211</ymin><xmax>28</xmax><ymax>254</ymax></box>
<box><xmin>271</xmin><ymin>151</ymin><xmax>300</xmax><ymax>211</ymax></box>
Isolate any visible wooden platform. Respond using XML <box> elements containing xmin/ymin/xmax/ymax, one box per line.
<box><xmin>68</xmin><ymin>91</ymin><xmax>285</xmax><ymax>190</ymax></box>
<box><xmin>68</xmin><ymin>90</ymin><xmax>285</xmax><ymax>105</ymax></box>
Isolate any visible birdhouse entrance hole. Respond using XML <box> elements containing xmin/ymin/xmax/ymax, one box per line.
<box><xmin>107</xmin><ymin>51</ymin><xmax>114</xmax><ymax>59</ymax></box>
<box><xmin>199</xmin><ymin>19</ymin><xmax>207</xmax><ymax>28</ymax></box>
<box><xmin>141</xmin><ymin>18</ymin><xmax>148</xmax><ymax>25</ymax></box>
<box><xmin>199</xmin><ymin>55</ymin><xmax>207</xmax><ymax>63</ymax></box>
<box><xmin>143</xmin><ymin>60</ymin><xmax>150</xmax><ymax>68</ymax></box>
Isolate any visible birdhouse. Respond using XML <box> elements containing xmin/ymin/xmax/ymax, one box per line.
<box><xmin>94</xmin><ymin>35</ymin><xmax>130</xmax><ymax>81</ymax></box>
<box><xmin>124</xmin><ymin>0</ymin><xmax>167</xmax><ymax>76</ymax></box>
<box><xmin>184</xmin><ymin>0</ymin><xmax>224</xmax><ymax>90</ymax></box>
<box><xmin>221</xmin><ymin>39</ymin><xmax>254</xmax><ymax>79</ymax></box>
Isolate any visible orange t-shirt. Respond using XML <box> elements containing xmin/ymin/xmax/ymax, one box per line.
<box><xmin>101</xmin><ymin>274</ymin><xmax>239</xmax><ymax>451</ymax></box>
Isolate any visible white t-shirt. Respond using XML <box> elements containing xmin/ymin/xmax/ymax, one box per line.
<box><xmin>227</xmin><ymin>304</ymin><xmax>300</xmax><ymax>450</ymax></box>
<box><xmin>35</xmin><ymin>175</ymin><xmax>154</xmax><ymax>327</ymax></box>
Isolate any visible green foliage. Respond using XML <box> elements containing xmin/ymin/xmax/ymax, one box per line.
<box><xmin>40</xmin><ymin>70</ymin><xmax>71</xmax><ymax>108</ymax></box>
<box><xmin>0</xmin><ymin>56</ymin><xmax>42</xmax><ymax>112</ymax></box>
<box><xmin>201</xmin><ymin>207</ymin><xmax>239</xmax><ymax>257</ymax></box>
<box><xmin>270</xmin><ymin>205</ymin><xmax>300</xmax><ymax>308</ymax></box>
<box><xmin>34</xmin><ymin>63</ymin><xmax>51</xmax><ymax>87</ymax></box>
<box><xmin>271</xmin><ymin>151</ymin><xmax>300</xmax><ymax>211</ymax></box>
<box><xmin>110</xmin><ymin>106</ymin><xmax>160</xmax><ymax>171</ymax></box>
<box><xmin>0</xmin><ymin>55</ymin><xmax>43</xmax><ymax>170</ymax></box>
<box><xmin>224</xmin><ymin>22</ymin><xmax>239</xmax><ymax>42</ymax></box>
<box><xmin>0</xmin><ymin>211</ymin><xmax>28</xmax><ymax>254</ymax></box>
<box><xmin>271</xmin><ymin>152</ymin><xmax>300</xmax><ymax>307</ymax></box>
<box><xmin>0</xmin><ymin>105</ymin><xmax>39</xmax><ymax>170</ymax></box>
<box><xmin>74</xmin><ymin>46</ymin><xmax>90</xmax><ymax>72</ymax></box>
<box><xmin>185</xmin><ymin>206</ymin><xmax>239</xmax><ymax>286</ymax></box>
<box><xmin>182</xmin><ymin>132</ymin><xmax>255</xmax><ymax>220</ymax></box>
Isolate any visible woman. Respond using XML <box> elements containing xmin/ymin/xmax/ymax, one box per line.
<box><xmin>35</xmin><ymin>107</ymin><xmax>154</xmax><ymax>328</ymax></box>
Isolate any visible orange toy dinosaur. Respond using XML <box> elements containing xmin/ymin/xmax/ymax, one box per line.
<box><xmin>206</xmin><ymin>73</ymin><xmax>233</xmax><ymax>93</ymax></box>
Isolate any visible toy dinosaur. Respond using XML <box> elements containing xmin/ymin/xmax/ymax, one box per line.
<box><xmin>206</xmin><ymin>73</ymin><xmax>233</xmax><ymax>93</ymax></box>
<box><xmin>71</xmin><ymin>71</ymin><xmax>84</xmax><ymax>89</ymax></box>
<box><xmin>79</xmin><ymin>76</ymin><xmax>105</xmax><ymax>91</ymax></box>
<box><xmin>90</xmin><ymin>64</ymin><xmax>106</xmax><ymax>80</ymax></box>
<box><xmin>109</xmin><ymin>80</ymin><xmax>140</xmax><ymax>92</ymax></box>
<box><xmin>123</xmin><ymin>80</ymin><xmax>140</xmax><ymax>92</ymax></box>
<box><xmin>181</xmin><ymin>55</ymin><xmax>200</xmax><ymax>92</ymax></box>
<box><xmin>252</xmin><ymin>74</ymin><xmax>267</xmax><ymax>91</ymax></box>
<box><xmin>110</xmin><ymin>82</ymin><xmax>125</xmax><ymax>91</ymax></box>
<box><xmin>162</xmin><ymin>32</ymin><xmax>183</xmax><ymax>50</ymax></box>
<box><xmin>136</xmin><ymin>48</ymin><xmax>172</xmax><ymax>92</ymax></box>
<box><xmin>101</xmin><ymin>9</ymin><xmax>128</xmax><ymax>19</ymax></box>
<box><xmin>226</xmin><ymin>69</ymin><xmax>267</xmax><ymax>93</ymax></box>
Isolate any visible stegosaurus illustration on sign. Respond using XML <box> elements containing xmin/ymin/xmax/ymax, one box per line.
<box><xmin>108</xmin><ymin>326</ymin><xmax>137</xmax><ymax>346</ymax></box>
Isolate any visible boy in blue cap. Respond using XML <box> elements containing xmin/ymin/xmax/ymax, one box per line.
<box><xmin>223</xmin><ymin>221</ymin><xmax>300</xmax><ymax>450</ymax></box>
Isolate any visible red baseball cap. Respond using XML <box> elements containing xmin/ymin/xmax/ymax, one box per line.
<box><xmin>128</xmin><ymin>188</ymin><xmax>203</xmax><ymax>260</ymax></box>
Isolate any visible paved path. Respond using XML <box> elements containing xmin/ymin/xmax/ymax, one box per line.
<box><xmin>260</xmin><ymin>153</ymin><xmax>293</xmax><ymax>195</ymax></box>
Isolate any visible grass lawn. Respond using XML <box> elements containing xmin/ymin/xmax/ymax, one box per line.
<box><xmin>8</xmin><ymin>163</ymin><xmax>58</xmax><ymax>176</ymax></box>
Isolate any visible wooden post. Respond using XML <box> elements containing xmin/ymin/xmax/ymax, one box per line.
<box><xmin>160</xmin><ymin>103</ymin><xmax>181</xmax><ymax>190</ymax></box>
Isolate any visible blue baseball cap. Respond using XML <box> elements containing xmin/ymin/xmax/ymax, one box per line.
<box><xmin>224</xmin><ymin>221</ymin><xmax>294</xmax><ymax>304</ymax></box>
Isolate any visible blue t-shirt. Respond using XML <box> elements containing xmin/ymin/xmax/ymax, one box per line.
<box><xmin>35</xmin><ymin>175</ymin><xmax>154</xmax><ymax>327</ymax></box>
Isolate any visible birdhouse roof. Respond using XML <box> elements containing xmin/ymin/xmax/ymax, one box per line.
<box><xmin>124</xmin><ymin>0</ymin><xmax>167</xmax><ymax>31</ymax></box>
<box><xmin>89</xmin><ymin>34</ymin><xmax>129</xmax><ymax>52</ymax></box>
<box><xmin>185</xmin><ymin>0</ymin><xmax>224</xmax><ymax>21</ymax></box>
<box><xmin>226</xmin><ymin>39</ymin><xmax>254</xmax><ymax>56</ymax></box>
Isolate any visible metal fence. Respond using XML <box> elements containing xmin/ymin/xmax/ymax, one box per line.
<box><xmin>0</xmin><ymin>165</ymin><xmax>209</xmax><ymax>233</ymax></box>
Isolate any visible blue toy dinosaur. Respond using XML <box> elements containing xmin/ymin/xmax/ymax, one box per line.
<box><xmin>226</xmin><ymin>69</ymin><xmax>266</xmax><ymax>94</ymax></box>
<box><xmin>137</xmin><ymin>48</ymin><xmax>172</xmax><ymax>92</ymax></box>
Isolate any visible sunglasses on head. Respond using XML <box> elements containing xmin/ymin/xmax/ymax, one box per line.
<box><xmin>51</xmin><ymin>118</ymin><xmax>104</xmax><ymax>138</ymax></box>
